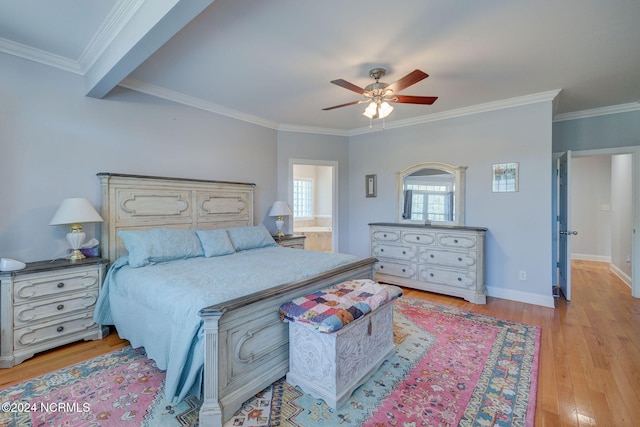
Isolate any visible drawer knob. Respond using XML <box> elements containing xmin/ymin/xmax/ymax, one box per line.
<box><xmin>430</xmin><ymin>273</ymin><xmax>434</xmax><ymax>277</ymax></box>
<box><xmin>458</xmin><ymin>277</ymin><xmax>462</xmax><ymax>281</ymax></box>
<box><xmin>383</xmin><ymin>234</ymin><xmax>387</xmax><ymax>238</ymax></box>
<box><xmin>56</xmin><ymin>326</ymin><xmax>64</xmax><ymax>333</ymax></box>
<box><xmin>57</xmin><ymin>282</ymin><xmax>65</xmax><ymax>288</ymax></box>
<box><xmin>454</xmin><ymin>239</ymin><xmax>459</xmax><ymax>243</ymax></box>
<box><xmin>380</xmin><ymin>265</ymin><xmax>384</xmax><ymax>269</ymax></box>
<box><xmin>416</xmin><ymin>236</ymin><xmax>420</xmax><ymax>240</ymax></box>
<box><xmin>57</xmin><ymin>304</ymin><xmax>64</xmax><ymax>311</ymax></box>
<box><xmin>402</xmin><ymin>251</ymin><xmax>406</xmax><ymax>254</ymax></box>
<box><xmin>458</xmin><ymin>257</ymin><xmax>463</xmax><ymax>262</ymax></box>
<box><xmin>402</xmin><ymin>268</ymin><xmax>406</xmax><ymax>272</ymax></box>
<box><xmin>380</xmin><ymin>248</ymin><xmax>384</xmax><ymax>252</ymax></box>
<box><xmin>430</xmin><ymin>254</ymin><xmax>434</xmax><ymax>258</ymax></box>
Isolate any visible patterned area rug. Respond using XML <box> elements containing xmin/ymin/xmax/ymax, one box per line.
<box><xmin>0</xmin><ymin>297</ymin><xmax>540</xmax><ymax>426</ymax></box>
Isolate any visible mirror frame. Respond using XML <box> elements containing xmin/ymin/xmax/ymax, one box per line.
<box><xmin>396</xmin><ymin>162</ymin><xmax>467</xmax><ymax>225</ymax></box>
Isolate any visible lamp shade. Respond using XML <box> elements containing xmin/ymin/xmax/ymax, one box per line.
<box><xmin>50</xmin><ymin>198</ymin><xmax>104</xmax><ymax>225</ymax></box>
<box><xmin>269</xmin><ymin>201</ymin><xmax>292</xmax><ymax>217</ymax></box>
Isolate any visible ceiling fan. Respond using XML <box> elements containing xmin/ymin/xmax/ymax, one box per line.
<box><xmin>322</xmin><ymin>68</ymin><xmax>438</xmax><ymax>121</ymax></box>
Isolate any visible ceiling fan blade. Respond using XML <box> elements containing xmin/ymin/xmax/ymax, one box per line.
<box><xmin>387</xmin><ymin>69</ymin><xmax>429</xmax><ymax>94</ymax></box>
<box><xmin>330</xmin><ymin>79</ymin><xmax>365</xmax><ymax>94</ymax></box>
<box><xmin>394</xmin><ymin>95</ymin><xmax>438</xmax><ymax>105</ymax></box>
<box><xmin>322</xmin><ymin>100</ymin><xmax>362</xmax><ymax>111</ymax></box>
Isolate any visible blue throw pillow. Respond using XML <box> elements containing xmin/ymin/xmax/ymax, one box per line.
<box><xmin>118</xmin><ymin>228</ymin><xmax>204</xmax><ymax>267</ymax></box>
<box><xmin>196</xmin><ymin>229</ymin><xmax>236</xmax><ymax>257</ymax></box>
<box><xmin>226</xmin><ymin>224</ymin><xmax>277</xmax><ymax>251</ymax></box>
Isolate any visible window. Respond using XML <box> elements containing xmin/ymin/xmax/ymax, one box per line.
<box><xmin>293</xmin><ymin>179</ymin><xmax>312</xmax><ymax>218</ymax></box>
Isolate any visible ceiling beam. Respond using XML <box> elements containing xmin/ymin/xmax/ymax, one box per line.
<box><xmin>85</xmin><ymin>0</ymin><xmax>213</xmax><ymax>98</ymax></box>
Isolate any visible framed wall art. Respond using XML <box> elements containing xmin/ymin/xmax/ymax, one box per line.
<box><xmin>365</xmin><ymin>174</ymin><xmax>377</xmax><ymax>198</ymax></box>
<box><xmin>492</xmin><ymin>162</ymin><xmax>519</xmax><ymax>192</ymax></box>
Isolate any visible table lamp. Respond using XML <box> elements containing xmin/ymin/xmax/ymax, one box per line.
<box><xmin>50</xmin><ymin>198</ymin><xmax>104</xmax><ymax>261</ymax></box>
<box><xmin>269</xmin><ymin>201</ymin><xmax>292</xmax><ymax>239</ymax></box>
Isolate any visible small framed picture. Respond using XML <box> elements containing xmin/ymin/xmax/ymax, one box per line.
<box><xmin>492</xmin><ymin>162</ymin><xmax>519</xmax><ymax>192</ymax></box>
<box><xmin>365</xmin><ymin>174</ymin><xmax>377</xmax><ymax>198</ymax></box>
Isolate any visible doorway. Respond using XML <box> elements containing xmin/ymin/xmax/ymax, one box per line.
<box><xmin>289</xmin><ymin>160</ymin><xmax>338</xmax><ymax>252</ymax></box>
<box><xmin>554</xmin><ymin>147</ymin><xmax>639</xmax><ymax>301</ymax></box>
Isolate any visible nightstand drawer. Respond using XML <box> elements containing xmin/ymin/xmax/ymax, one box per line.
<box><xmin>14</xmin><ymin>269</ymin><xmax>100</xmax><ymax>302</ymax></box>
<box><xmin>14</xmin><ymin>291</ymin><xmax>99</xmax><ymax>327</ymax></box>
<box><xmin>14</xmin><ymin>311</ymin><xmax>97</xmax><ymax>350</ymax></box>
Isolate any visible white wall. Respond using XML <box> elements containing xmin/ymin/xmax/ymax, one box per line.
<box><xmin>611</xmin><ymin>154</ymin><xmax>633</xmax><ymax>280</ymax></box>
<box><xmin>0</xmin><ymin>54</ymin><xmax>278</xmax><ymax>262</ymax></box>
<box><xmin>571</xmin><ymin>156</ymin><xmax>612</xmax><ymax>261</ymax></box>
<box><xmin>348</xmin><ymin>102</ymin><xmax>555</xmax><ymax>306</ymax></box>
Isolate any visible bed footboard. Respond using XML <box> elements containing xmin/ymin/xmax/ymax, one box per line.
<box><xmin>198</xmin><ymin>257</ymin><xmax>377</xmax><ymax>427</ymax></box>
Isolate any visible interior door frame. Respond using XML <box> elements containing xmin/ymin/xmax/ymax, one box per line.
<box><xmin>289</xmin><ymin>159</ymin><xmax>339</xmax><ymax>252</ymax></box>
<box><xmin>557</xmin><ymin>151</ymin><xmax>572</xmax><ymax>300</ymax></box>
<box><xmin>553</xmin><ymin>146</ymin><xmax>639</xmax><ymax>299</ymax></box>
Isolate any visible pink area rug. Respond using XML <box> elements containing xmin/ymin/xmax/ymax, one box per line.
<box><xmin>0</xmin><ymin>297</ymin><xmax>540</xmax><ymax>426</ymax></box>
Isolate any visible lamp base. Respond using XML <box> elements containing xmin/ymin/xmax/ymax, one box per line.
<box><xmin>275</xmin><ymin>217</ymin><xmax>285</xmax><ymax>240</ymax></box>
<box><xmin>66</xmin><ymin>224</ymin><xmax>86</xmax><ymax>263</ymax></box>
<box><xmin>67</xmin><ymin>249</ymin><xmax>86</xmax><ymax>262</ymax></box>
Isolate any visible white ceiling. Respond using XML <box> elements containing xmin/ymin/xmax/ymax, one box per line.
<box><xmin>2</xmin><ymin>0</ymin><xmax>639</xmax><ymax>134</ymax></box>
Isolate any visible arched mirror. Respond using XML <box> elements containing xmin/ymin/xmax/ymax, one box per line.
<box><xmin>397</xmin><ymin>162</ymin><xmax>467</xmax><ymax>225</ymax></box>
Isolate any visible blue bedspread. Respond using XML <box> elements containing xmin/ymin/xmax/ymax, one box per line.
<box><xmin>93</xmin><ymin>247</ymin><xmax>360</xmax><ymax>403</ymax></box>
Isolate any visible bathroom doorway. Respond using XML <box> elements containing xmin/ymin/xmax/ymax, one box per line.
<box><xmin>290</xmin><ymin>160</ymin><xmax>338</xmax><ymax>252</ymax></box>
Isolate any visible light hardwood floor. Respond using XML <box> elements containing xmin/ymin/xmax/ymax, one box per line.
<box><xmin>1</xmin><ymin>260</ymin><xmax>638</xmax><ymax>426</ymax></box>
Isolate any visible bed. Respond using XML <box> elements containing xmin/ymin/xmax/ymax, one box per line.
<box><xmin>93</xmin><ymin>173</ymin><xmax>376</xmax><ymax>427</ymax></box>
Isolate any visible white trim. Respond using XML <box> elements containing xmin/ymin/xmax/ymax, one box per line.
<box><xmin>0</xmin><ymin>38</ymin><xmax>83</xmax><ymax>74</ymax></box>
<box><xmin>554</xmin><ymin>102</ymin><xmax>640</xmax><ymax>122</ymax></box>
<box><xmin>487</xmin><ymin>285</ymin><xmax>555</xmax><ymax>308</ymax></box>
<box><xmin>78</xmin><ymin>0</ymin><xmax>146</xmax><ymax>73</ymax></box>
<box><xmin>118</xmin><ymin>78</ymin><xmax>280</xmax><ymax>130</ymax></box>
<box><xmin>610</xmin><ymin>263</ymin><xmax>632</xmax><ymax>288</ymax></box>
<box><xmin>349</xmin><ymin>90</ymin><xmax>562</xmax><ymax>136</ymax></box>
<box><xmin>571</xmin><ymin>253</ymin><xmax>611</xmax><ymax>263</ymax></box>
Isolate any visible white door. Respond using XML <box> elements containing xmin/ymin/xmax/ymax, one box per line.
<box><xmin>558</xmin><ymin>151</ymin><xmax>577</xmax><ymax>300</ymax></box>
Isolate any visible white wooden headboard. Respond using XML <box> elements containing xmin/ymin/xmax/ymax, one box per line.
<box><xmin>98</xmin><ymin>173</ymin><xmax>255</xmax><ymax>261</ymax></box>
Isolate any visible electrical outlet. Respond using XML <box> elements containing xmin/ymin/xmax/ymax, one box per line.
<box><xmin>519</xmin><ymin>271</ymin><xmax>527</xmax><ymax>281</ymax></box>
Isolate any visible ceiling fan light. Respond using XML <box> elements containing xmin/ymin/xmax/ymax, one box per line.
<box><xmin>378</xmin><ymin>101</ymin><xmax>394</xmax><ymax>119</ymax></box>
<box><xmin>363</xmin><ymin>101</ymin><xmax>378</xmax><ymax>118</ymax></box>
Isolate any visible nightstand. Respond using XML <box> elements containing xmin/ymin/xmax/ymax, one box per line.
<box><xmin>274</xmin><ymin>234</ymin><xmax>306</xmax><ymax>249</ymax></box>
<box><xmin>0</xmin><ymin>257</ymin><xmax>109</xmax><ymax>368</ymax></box>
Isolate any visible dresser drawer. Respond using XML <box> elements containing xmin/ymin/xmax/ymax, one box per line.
<box><xmin>419</xmin><ymin>248</ymin><xmax>477</xmax><ymax>269</ymax></box>
<box><xmin>371</xmin><ymin>229</ymin><xmax>401</xmax><ymax>243</ymax></box>
<box><xmin>419</xmin><ymin>267</ymin><xmax>476</xmax><ymax>289</ymax></box>
<box><xmin>437</xmin><ymin>232</ymin><xmax>477</xmax><ymax>249</ymax></box>
<box><xmin>375</xmin><ymin>260</ymin><xmax>416</xmax><ymax>279</ymax></box>
<box><xmin>14</xmin><ymin>269</ymin><xmax>99</xmax><ymax>302</ymax></box>
<box><xmin>14</xmin><ymin>312</ymin><xmax>97</xmax><ymax>350</ymax></box>
<box><xmin>14</xmin><ymin>291</ymin><xmax>99</xmax><ymax>327</ymax></box>
<box><xmin>403</xmin><ymin>231</ymin><xmax>436</xmax><ymax>246</ymax></box>
<box><xmin>372</xmin><ymin>244</ymin><xmax>416</xmax><ymax>261</ymax></box>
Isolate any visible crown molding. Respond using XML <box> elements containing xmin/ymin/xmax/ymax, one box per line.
<box><xmin>118</xmin><ymin>78</ymin><xmax>281</xmax><ymax>130</ymax></box>
<box><xmin>553</xmin><ymin>102</ymin><xmax>640</xmax><ymax>122</ymax></box>
<box><xmin>349</xmin><ymin>90</ymin><xmax>562</xmax><ymax>136</ymax></box>
<box><xmin>0</xmin><ymin>37</ymin><xmax>83</xmax><ymax>74</ymax></box>
<box><xmin>78</xmin><ymin>0</ymin><xmax>146</xmax><ymax>73</ymax></box>
<box><xmin>278</xmin><ymin>124</ymin><xmax>349</xmax><ymax>137</ymax></box>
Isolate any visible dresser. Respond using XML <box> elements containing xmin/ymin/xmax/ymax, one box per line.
<box><xmin>0</xmin><ymin>258</ymin><xmax>109</xmax><ymax>368</ymax></box>
<box><xmin>370</xmin><ymin>223</ymin><xmax>487</xmax><ymax>304</ymax></box>
<box><xmin>274</xmin><ymin>234</ymin><xmax>306</xmax><ymax>249</ymax></box>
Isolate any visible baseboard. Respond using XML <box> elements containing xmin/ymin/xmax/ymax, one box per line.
<box><xmin>487</xmin><ymin>286</ymin><xmax>555</xmax><ymax>308</ymax></box>
<box><xmin>571</xmin><ymin>253</ymin><xmax>611</xmax><ymax>263</ymax></box>
<box><xmin>609</xmin><ymin>263</ymin><xmax>632</xmax><ymax>288</ymax></box>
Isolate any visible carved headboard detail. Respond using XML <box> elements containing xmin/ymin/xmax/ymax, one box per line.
<box><xmin>98</xmin><ymin>173</ymin><xmax>255</xmax><ymax>261</ymax></box>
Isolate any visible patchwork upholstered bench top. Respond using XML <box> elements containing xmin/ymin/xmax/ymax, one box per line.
<box><xmin>278</xmin><ymin>279</ymin><xmax>403</xmax><ymax>333</ymax></box>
